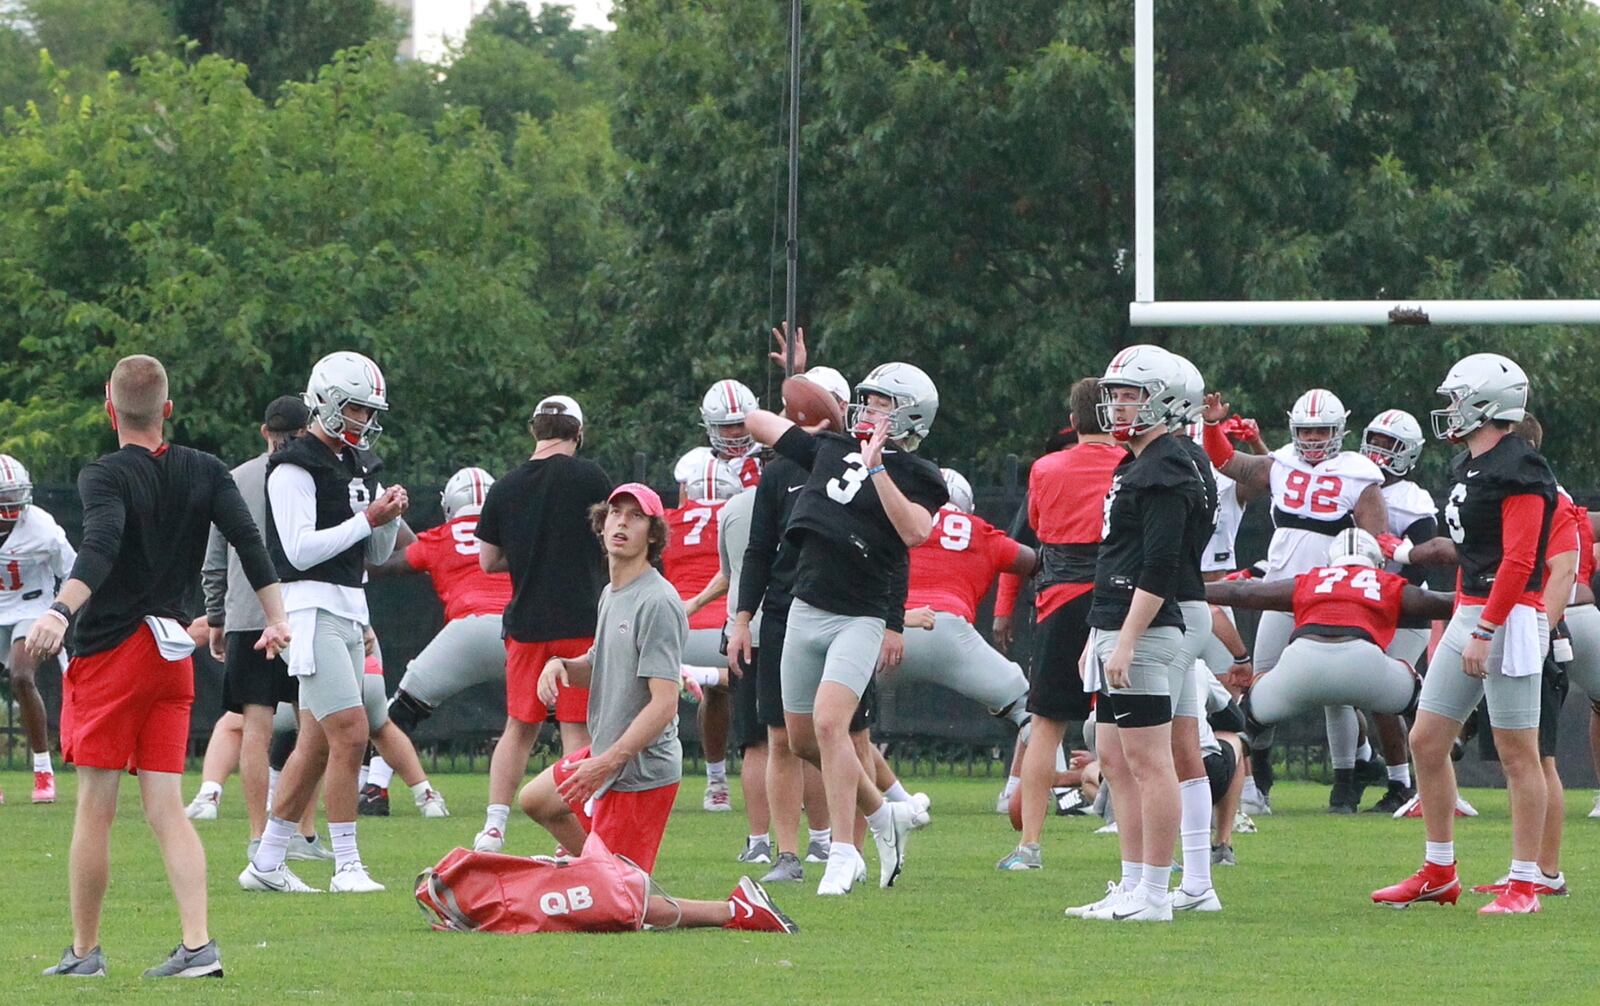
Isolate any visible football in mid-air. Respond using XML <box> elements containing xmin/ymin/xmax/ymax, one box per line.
<box><xmin>782</xmin><ymin>375</ymin><xmax>845</xmax><ymax>433</ymax></box>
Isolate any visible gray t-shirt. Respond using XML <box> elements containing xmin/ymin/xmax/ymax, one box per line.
<box><xmin>589</xmin><ymin>566</ymin><xmax>687</xmax><ymax>793</ymax></box>
<box><xmin>203</xmin><ymin>453</ymin><xmax>269</xmax><ymax>633</ymax></box>
<box><xmin>718</xmin><ymin>488</ymin><xmax>762</xmax><ymax>637</ymax></box>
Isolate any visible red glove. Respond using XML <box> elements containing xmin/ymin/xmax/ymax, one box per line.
<box><xmin>1376</xmin><ymin>533</ymin><xmax>1403</xmax><ymax>560</ymax></box>
<box><xmin>1222</xmin><ymin>567</ymin><xmax>1255</xmax><ymax>581</ymax></box>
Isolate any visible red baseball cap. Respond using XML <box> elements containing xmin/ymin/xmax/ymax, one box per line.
<box><xmin>607</xmin><ymin>482</ymin><xmax>665</xmax><ymax>518</ymax></box>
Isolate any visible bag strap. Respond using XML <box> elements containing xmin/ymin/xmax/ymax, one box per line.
<box><xmin>414</xmin><ymin>868</ymin><xmax>478</xmax><ymax>932</ymax></box>
<box><xmin>616</xmin><ymin>853</ymin><xmax>676</xmax><ymax>931</ymax></box>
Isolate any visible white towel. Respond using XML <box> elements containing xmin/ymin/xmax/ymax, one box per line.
<box><xmin>143</xmin><ymin>616</ymin><xmax>196</xmax><ymax>662</ymax></box>
<box><xmin>285</xmin><ymin>608</ymin><xmax>320</xmax><ymax>677</ymax></box>
<box><xmin>1499</xmin><ymin>604</ymin><xmax>1542</xmax><ymax>679</ymax></box>
<box><xmin>1081</xmin><ymin>628</ymin><xmax>1105</xmax><ymax>693</ymax></box>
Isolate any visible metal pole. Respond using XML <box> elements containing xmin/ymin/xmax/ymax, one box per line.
<box><xmin>784</xmin><ymin>0</ymin><xmax>801</xmax><ymax>377</ymax></box>
<box><xmin>1128</xmin><ymin>299</ymin><xmax>1600</xmax><ymax>327</ymax></box>
<box><xmin>1134</xmin><ymin>0</ymin><xmax>1155</xmax><ymax>304</ymax></box>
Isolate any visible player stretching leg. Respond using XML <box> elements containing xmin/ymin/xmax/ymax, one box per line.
<box><xmin>0</xmin><ymin>454</ymin><xmax>76</xmax><ymax>804</ymax></box>
<box><xmin>1373</xmin><ymin>354</ymin><xmax>1556</xmax><ymax>914</ymax></box>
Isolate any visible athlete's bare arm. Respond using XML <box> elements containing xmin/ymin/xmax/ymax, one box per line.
<box><xmin>478</xmin><ymin>540</ymin><xmax>509</xmax><ymax>574</ymax></box>
<box><xmin>1203</xmin><ymin>578</ymin><xmax>1296</xmax><ymax>611</ymax></box>
<box><xmin>1353</xmin><ymin>483</ymin><xmax>1388</xmax><ymax>537</ymax></box>
<box><xmin>1399</xmin><ymin>586</ymin><xmax>1456</xmax><ymax>620</ymax></box>
<box><xmin>1406</xmin><ymin>537</ymin><xmax>1458</xmax><ymax>566</ymax></box>
<box><xmin>1200</xmin><ymin>393</ymin><xmax>1271</xmax><ymax>501</ymax></box>
<box><xmin>367</xmin><ymin>520</ymin><xmax>418</xmax><ymax>578</ymax></box>
<box><xmin>1005</xmin><ymin>543</ymin><xmax>1039</xmax><ymax>578</ymax></box>
<box><xmin>743</xmin><ymin>408</ymin><xmax>796</xmax><ymax>448</ymax></box>
<box><xmin>686</xmin><ymin>571</ymin><xmax>729</xmax><ymax>617</ymax></box>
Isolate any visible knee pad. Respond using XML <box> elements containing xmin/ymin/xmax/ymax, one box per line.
<box><xmin>1238</xmin><ymin>688</ymin><xmax>1269</xmax><ymax>742</ymax></box>
<box><xmin>1405</xmin><ymin>677</ymin><xmax>1423</xmax><ymax>720</ymax></box>
<box><xmin>1209</xmin><ymin>699</ymin><xmax>1247</xmax><ymax>738</ymax></box>
<box><xmin>268</xmin><ymin>728</ymin><xmax>298</xmax><ymax>772</ymax></box>
<box><xmin>388</xmin><ymin>689</ymin><xmax>434</xmax><ymax>734</ymax></box>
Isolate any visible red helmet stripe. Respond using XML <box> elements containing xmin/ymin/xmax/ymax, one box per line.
<box><xmin>0</xmin><ymin>457</ymin><xmax>10</xmax><ymax>481</ymax></box>
<box><xmin>470</xmin><ymin>468</ymin><xmax>482</xmax><ymax>505</ymax></box>
<box><xmin>366</xmin><ymin>360</ymin><xmax>384</xmax><ymax>398</ymax></box>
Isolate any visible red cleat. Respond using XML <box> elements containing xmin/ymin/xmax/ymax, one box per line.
<box><xmin>32</xmin><ymin>771</ymin><xmax>56</xmax><ymax>804</ymax></box>
<box><xmin>1479</xmin><ymin>880</ymin><xmax>1541</xmax><ymax>915</ymax></box>
<box><xmin>1371</xmin><ymin>862</ymin><xmax>1460</xmax><ymax>908</ymax></box>
<box><xmin>1473</xmin><ymin>873</ymin><xmax>1567</xmax><ymax>897</ymax></box>
<box><xmin>726</xmin><ymin>877</ymin><xmax>799</xmax><ymax>934</ymax></box>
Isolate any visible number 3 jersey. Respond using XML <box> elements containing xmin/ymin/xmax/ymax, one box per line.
<box><xmin>1290</xmin><ymin>564</ymin><xmax>1408</xmax><ymax>649</ymax></box>
<box><xmin>906</xmin><ymin>507</ymin><xmax>1022</xmax><ymax>624</ymax></box>
<box><xmin>404</xmin><ymin>514</ymin><xmax>513</xmax><ymax>622</ymax></box>
<box><xmin>774</xmin><ymin>427</ymin><xmax>948</xmax><ymax>620</ymax></box>
<box><xmin>1264</xmin><ymin>446</ymin><xmax>1383</xmax><ymax>581</ymax></box>
<box><xmin>0</xmin><ymin>505</ymin><xmax>77</xmax><ymax>626</ymax></box>
<box><xmin>663</xmin><ymin>498</ymin><xmax>729</xmax><ymax>630</ymax></box>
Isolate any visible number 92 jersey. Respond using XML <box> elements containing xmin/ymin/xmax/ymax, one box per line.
<box><xmin>775</xmin><ymin>428</ymin><xmax>948</xmax><ymax>619</ymax></box>
<box><xmin>1265</xmin><ymin>445</ymin><xmax>1382</xmax><ymax>581</ymax></box>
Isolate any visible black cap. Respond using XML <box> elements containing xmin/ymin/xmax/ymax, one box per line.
<box><xmin>264</xmin><ymin>396</ymin><xmax>311</xmax><ymax>432</ymax></box>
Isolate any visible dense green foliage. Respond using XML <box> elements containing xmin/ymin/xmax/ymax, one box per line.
<box><xmin>4</xmin><ymin>1</ymin><xmax>1600</xmax><ymax>486</ymax></box>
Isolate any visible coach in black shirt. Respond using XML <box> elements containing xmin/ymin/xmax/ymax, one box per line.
<box><xmin>29</xmin><ymin>355</ymin><xmax>289</xmax><ymax>979</ymax></box>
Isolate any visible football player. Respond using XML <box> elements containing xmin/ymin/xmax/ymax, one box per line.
<box><xmin>742</xmin><ymin>363</ymin><xmax>948</xmax><ymax>895</ymax></box>
<box><xmin>676</xmin><ymin>380</ymin><xmax>763</xmax><ymax>505</ymax></box>
<box><xmin>1372</xmin><ymin>353</ymin><xmax>1556</xmax><ymax>915</ymax></box>
<box><xmin>0</xmin><ymin>454</ymin><xmax>77</xmax><ymax>804</ymax></box>
<box><xmin>1201</xmin><ymin>387</ymin><xmax>1388</xmax><ymax>813</ymax></box>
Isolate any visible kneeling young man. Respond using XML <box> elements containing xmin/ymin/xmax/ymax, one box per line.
<box><xmin>516</xmin><ymin>484</ymin><xmax>795</xmax><ymax>933</ymax></box>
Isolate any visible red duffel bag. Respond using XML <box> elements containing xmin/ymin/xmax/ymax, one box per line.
<box><xmin>415</xmin><ymin>831</ymin><xmax>652</xmax><ymax>933</ymax></box>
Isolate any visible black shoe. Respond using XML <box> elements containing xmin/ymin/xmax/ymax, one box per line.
<box><xmin>1366</xmin><ymin>782</ymin><xmax>1416</xmax><ymax>814</ymax></box>
<box><xmin>1354</xmin><ymin>756</ymin><xmax>1388</xmax><ymax>788</ymax></box>
<box><xmin>357</xmin><ymin>784</ymin><xmax>390</xmax><ymax>817</ymax></box>
<box><xmin>1328</xmin><ymin>770</ymin><xmax>1359</xmax><ymax>814</ymax></box>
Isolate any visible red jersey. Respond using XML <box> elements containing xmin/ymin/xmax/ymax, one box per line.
<box><xmin>1291</xmin><ymin>564</ymin><xmax>1408</xmax><ymax>650</ymax></box>
<box><xmin>907</xmin><ymin>508</ymin><xmax>1023</xmax><ymax>624</ymax></box>
<box><xmin>1579</xmin><ymin>506</ymin><xmax>1595</xmax><ymax>585</ymax></box>
<box><xmin>405</xmin><ymin>515</ymin><xmax>515</xmax><ymax>622</ymax></box>
<box><xmin>996</xmin><ymin>441</ymin><xmax>1126</xmax><ymax>620</ymax></box>
<box><xmin>664</xmin><ymin>499</ymin><xmax>728</xmax><ymax>630</ymax></box>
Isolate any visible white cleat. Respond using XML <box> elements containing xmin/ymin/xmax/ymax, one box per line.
<box><xmin>1104</xmin><ymin>890</ymin><xmax>1173</xmax><ymax>922</ymax></box>
<box><xmin>1455</xmin><ymin>795</ymin><xmax>1479</xmax><ymax>817</ymax></box>
<box><xmin>185</xmin><ymin>792</ymin><xmax>219</xmax><ymax>820</ymax></box>
<box><xmin>1065</xmin><ymin>880</ymin><xmax>1123</xmax><ymax>918</ymax></box>
<box><xmin>1094</xmin><ymin>820</ymin><xmax>1119</xmax><ymax>835</ymax></box>
<box><xmin>329</xmin><ymin>861</ymin><xmax>386</xmax><ymax>893</ymax></box>
<box><xmin>473</xmin><ymin>827</ymin><xmax>505</xmax><ymax>853</ymax></box>
<box><xmin>238</xmin><ymin>862</ymin><xmax>321</xmax><ymax>893</ymax></box>
<box><xmin>874</xmin><ymin>801</ymin><xmax>917</xmax><ymax>888</ymax></box>
<box><xmin>416</xmin><ymin>788</ymin><xmax>450</xmax><ymax>818</ymax></box>
<box><xmin>910</xmin><ymin>792</ymin><xmax>931</xmax><ymax>814</ymax></box>
<box><xmin>1590</xmin><ymin>792</ymin><xmax>1600</xmax><ymax>819</ymax></box>
<box><xmin>816</xmin><ymin>853</ymin><xmax>860</xmax><ymax>896</ymax></box>
<box><xmin>1233</xmin><ymin>810</ymin><xmax>1258</xmax><ymax>834</ymax></box>
<box><xmin>703</xmin><ymin>781</ymin><xmax>733</xmax><ymax>812</ymax></box>
<box><xmin>1241</xmin><ymin>792</ymin><xmax>1273</xmax><ymax>816</ymax></box>
<box><xmin>1172</xmin><ymin>886</ymin><xmax>1223</xmax><ymax>913</ymax></box>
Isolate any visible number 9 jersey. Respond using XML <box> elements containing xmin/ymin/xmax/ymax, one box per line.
<box><xmin>1265</xmin><ymin>445</ymin><xmax>1383</xmax><ymax>581</ymax></box>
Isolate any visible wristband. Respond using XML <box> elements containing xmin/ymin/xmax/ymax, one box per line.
<box><xmin>46</xmin><ymin>601</ymin><xmax>72</xmax><ymax>624</ymax></box>
<box><xmin>1231</xmin><ymin>654</ymin><xmax>1252</xmax><ymax>665</ymax></box>
<box><xmin>1469</xmin><ymin>628</ymin><xmax>1494</xmax><ymax>642</ymax></box>
<box><xmin>1390</xmin><ymin>540</ymin><xmax>1413</xmax><ymax>565</ymax></box>
<box><xmin>867</xmin><ymin>465</ymin><xmax>886</xmax><ymax>476</ymax></box>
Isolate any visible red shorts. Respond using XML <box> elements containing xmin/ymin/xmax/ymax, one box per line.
<box><xmin>553</xmin><ymin>747</ymin><xmax>678</xmax><ymax>873</ymax></box>
<box><xmin>506</xmin><ymin>637</ymin><xmax>593</xmax><ymax>724</ymax></box>
<box><xmin>61</xmin><ymin>625</ymin><xmax>195</xmax><ymax>774</ymax></box>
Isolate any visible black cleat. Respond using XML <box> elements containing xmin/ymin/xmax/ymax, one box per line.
<box><xmin>1367</xmin><ymin>782</ymin><xmax>1416</xmax><ymax>814</ymax></box>
<box><xmin>1354</xmin><ymin>756</ymin><xmax>1388</xmax><ymax>788</ymax></box>
<box><xmin>1328</xmin><ymin>770</ymin><xmax>1360</xmax><ymax>814</ymax></box>
<box><xmin>356</xmin><ymin>783</ymin><xmax>390</xmax><ymax>817</ymax></box>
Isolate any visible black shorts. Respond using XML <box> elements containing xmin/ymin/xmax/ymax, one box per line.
<box><xmin>757</xmin><ymin>604</ymin><xmax>875</xmax><ymax>733</ymax></box>
<box><xmin>1538</xmin><ymin>660</ymin><xmax>1569</xmax><ymax>759</ymax></box>
<box><xmin>1204</xmin><ymin>741</ymin><xmax>1237</xmax><ymax>804</ymax></box>
<box><xmin>222</xmin><ymin>629</ymin><xmax>296</xmax><ymax>714</ymax></box>
<box><xmin>1026</xmin><ymin>590</ymin><xmax>1095</xmax><ymax>722</ymax></box>
<box><xmin>728</xmin><ymin>638</ymin><xmax>764</xmax><ymax>751</ymax></box>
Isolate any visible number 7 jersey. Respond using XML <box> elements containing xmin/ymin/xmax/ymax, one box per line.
<box><xmin>1265</xmin><ymin>446</ymin><xmax>1382</xmax><ymax>580</ymax></box>
<box><xmin>664</xmin><ymin>499</ymin><xmax>729</xmax><ymax>630</ymax></box>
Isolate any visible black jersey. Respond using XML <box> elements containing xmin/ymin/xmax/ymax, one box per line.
<box><xmin>1174</xmin><ymin>436</ymin><xmax>1218</xmax><ymax>603</ymax></box>
<box><xmin>1088</xmin><ymin>433</ymin><xmax>1205</xmax><ymax>631</ymax></box>
<box><xmin>1443</xmin><ymin>434</ymin><xmax>1556</xmax><ymax>597</ymax></box>
<box><xmin>737</xmin><ymin>453</ymin><xmax>808</xmax><ymax>618</ymax></box>
<box><xmin>774</xmin><ymin>428</ymin><xmax>948</xmax><ymax>620</ymax></box>
<box><xmin>265</xmin><ymin>434</ymin><xmax>380</xmax><ymax>589</ymax></box>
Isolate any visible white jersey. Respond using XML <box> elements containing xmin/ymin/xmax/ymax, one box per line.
<box><xmin>1380</xmin><ymin>479</ymin><xmax>1437</xmax><ymax>577</ymax></box>
<box><xmin>673</xmin><ymin>445</ymin><xmax>761</xmax><ymax>498</ymax></box>
<box><xmin>1264</xmin><ymin>445</ymin><xmax>1382</xmax><ymax>581</ymax></box>
<box><xmin>1202</xmin><ymin>468</ymin><xmax>1243</xmax><ymax>572</ymax></box>
<box><xmin>0</xmin><ymin>505</ymin><xmax>76</xmax><ymax>625</ymax></box>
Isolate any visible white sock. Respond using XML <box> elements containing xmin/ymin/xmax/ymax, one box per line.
<box><xmin>1242</xmin><ymin>776</ymin><xmax>1262</xmax><ymax>803</ymax></box>
<box><xmin>808</xmin><ymin>827</ymin><xmax>831</xmax><ymax>845</ymax></box>
<box><xmin>884</xmin><ymin>781</ymin><xmax>912</xmax><ymax>803</ymax></box>
<box><xmin>1356</xmin><ymin>738</ymin><xmax>1373</xmax><ymax>763</ymax></box>
<box><xmin>1140</xmin><ymin>864</ymin><xmax>1172</xmax><ymax>904</ymax></box>
<box><xmin>198</xmin><ymin>779</ymin><xmax>223</xmax><ymax>799</ymax></box>
<box><xmin>252</xmin><ymin>815</ymin><xmax>297</xmax><ymax>872</ymax></box>
<box><xmin>267</xmin><ymin>768</ymin><xmax>281</xmax><ymax>807</ymax></box>
<box><xmin>329</xmin><ymin>820</ymin><xmax>360</xmax><ymax>869</ymax></box>
<box><xmin>1388</xmin><ymin>763</ymin><xmax>1412</xmax><ymax>787</ymax></box>
<box><xmin>358</xmin><ymin>765</ymin><xmax>368</xmax><ymax>790</ymax></box>
<box><xmin>824</xmin><ymin>842</ymin><xmax>856</xmax><ymax>877</ymax></box>
<box><xmin>1001</xmin><ymin>775</ymin><xmax>1020</xmax><ymax>799</ymax></box>
<box><xmin>706</xmin><ymin>760</ymin><xmax>727</xmax><ymax>784</ymax></box>
<box><xmin>865</xmin><ymin>802</ymin><xmax>893</xmax><ymax>836</ymax></box>
<box><xmin>485</xmin><ymin>803</ymin><xmax>511</xmax><ymax>833</ymax></box>
<box><xmin>1054</xmin><ymin>745</ymin><xmax>1069</xmax><ymax>774</ymax></box>
<box><xmin>1121</xmin><ymin>860</ymin><xmax>1142</xmax><ymax>891</ymax></box>
<box><xmin>748</xmin><ymin>833</ymin><xmax>768</xmax><ymax>847</ymax></box>
<box><xmin>33</xmin><ymin>751</ymin><xmax>53</xmax><ymax>774</ymax></box>
<box><xmin>409</xmin><ymin>780</ymin><xmax>433</xmax><ymax>802</ymax></box>
<box><xmin>1425</xmin><ymin>841</ymin><xmax>1454</xmax><ymax>867</ymax></box>
<box><xmin>1509</xmin><ymin>859</ymin><xmax>1539</xmax><ymax>884</ymax></box>
<box><xmin>1178</xmin><ymin>778</ymin><xmax>1213</xmax><ymax>894</ymax></box>
<box><xmin>367</xmin><ymin>756</ymin><xmax>394</xmax><ymax>790</ymax></box>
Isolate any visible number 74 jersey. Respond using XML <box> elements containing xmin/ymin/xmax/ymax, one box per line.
<box><xmin>1264</xmin><ymin>445</ymin><xmax>1382</xmax><ymax>581</ymax></box>
<box><xmin>0</xmin><ymin>505</ymin><xmax>77</xmax><ymax>626</ymax></box>
<box><xmin>1291</xmin><ymin>564</ymin><xmax>1407</xmax><ymax>650</ymax></box>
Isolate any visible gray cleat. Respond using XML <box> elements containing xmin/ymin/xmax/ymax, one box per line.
<box><xmin>760</xmin><ymin>851</ymin><xmax>804</xmax><ymax>883</ymax></box>
<box><xmin>142</xmin><ymin>940</ymin><xmax>223</xmax><ymax>978</ymax></box>
<box><xmin>737</xmin><ymin>837</ymin><xmax>773</xmax><ymax>865</ymax></box>
<box><xmin>1211</xmin><ymin>843</ymin><xmax>1236</xmax><ymax>867</ymax></box>
<box><xmin>43</xmin><ymin>946</ymin><xmax>106</xmax><ymax>977</ymax></box>
<box><xmin>804</xmin><ymin>839</ymin><xmax>830</xmax><ymax>864</ymax></box>
<box><xmin>996</xmin><ymin>843</ymin><xmax>1043</xmax><ymax>871</ymax></box>
<box><xmin>287</xmin><ymin>834</ymin><xmax>335</xmax><ymax>862</ymax></box>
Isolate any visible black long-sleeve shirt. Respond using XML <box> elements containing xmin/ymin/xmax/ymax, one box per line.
<box><xmin>737</xmin><ymin>454</ymin><xmax>808</xmax><ymax>619</ymax></box>
<box><xmin>71</xmin><ymin>443</ymin><xmax>278</xmax><ymax>656</ymax></box>
<box><xmin>1088</xmin><ymin>434</ymin><xmax>1204</xmax><ymax>631</ymax></box>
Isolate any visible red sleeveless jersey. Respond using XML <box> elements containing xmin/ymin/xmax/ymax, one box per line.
<box><xmin>1291</xmin><ymin>564</ymin><xmax>1407</xmax><ymax>650</ymax></box>
<box><xmin>663</xmin><ymin>500</ymin><xmax>728</xmax><ymax>630</ymax></box>
<box><xmin>906</xmin><ymin>509</ymin><xmax>1022</xmax><ymax>624</ymax></box>
<box><xmin>405</xmin><ymin>514</ymin><xmax>514</xmax><ymax>622</ymax></box>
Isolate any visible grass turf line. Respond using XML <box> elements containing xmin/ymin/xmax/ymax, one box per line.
<box><xmin>4</xmin><ymin>771</ymin><xmax>1599</xmax><ymax>1004</ymax></box>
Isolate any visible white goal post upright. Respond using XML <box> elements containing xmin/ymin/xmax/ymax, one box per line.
<box><xmin>1126</xmin><ymin>0</ymin><xmax>1600</xmax><ymax>328</ymax></box>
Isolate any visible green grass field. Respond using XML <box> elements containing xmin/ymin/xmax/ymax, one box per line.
<box><xmin>5</xmin><ymin>770</ymin><xmax>1600</xmax><ymax>1003</ymax></box>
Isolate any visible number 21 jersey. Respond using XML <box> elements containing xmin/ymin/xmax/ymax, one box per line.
<box><xmin>1265</xmin><ymin>446</ymin><xmax>1382</xmax><ymax>581</ymax></box>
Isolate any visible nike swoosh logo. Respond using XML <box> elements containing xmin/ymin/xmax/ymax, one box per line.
<box><xmin>1111</xmin><ymin>910</ymin><xmax>1142</xmax><ymax>920</ymax></box>
<box><xmin>1113</xmin><ymin>711</ymin><xmax>1131</xmax><ymax>721</ymax></box>
<box><xmin>1467</xmin><ymin>470</ymin><xmax>1480</xmax><ymax>477</ymax></box>
<box><xmin>736</xmin><ymin>899</ymin><xmax>754</xmax><ymax>919</ymax></box>
<box><xmin>787</xmin><ymin>485</ymin><xmax>804</xmax><ymax>493</ymax></box>
<box><xmin>1419</xmin><ymin>881</ymin><xmax>1454</xmax><ymax>896</ymax></box>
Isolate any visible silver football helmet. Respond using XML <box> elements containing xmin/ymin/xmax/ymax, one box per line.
<box><xmin>440</xmin><ymin>467</ymin><xmax>495</xmax><ymax>521</ymax></box>
<box><xmin>700</xmin><ymin>379</ymin><xmax>758</xmax><ymax>458</ymax></box>
<box><xmin>1361</xmin><ymin>409</ymin><xmax>1425</xmax><ymax>476</ymax></box>
<box><xmin>849</xmin><ymin>363</ymin><xmax>939</xmax><ymax>451</ymax></box>
<box><xmin>1328</xmin><ymin>528</ymin><xmax>1383</xmax><ymax>569</ymax></box>
<box><xmin>305</xmin><ymin>351</ymin><xmax>389</xmax><ymax>450</ymax></box>
<box><xmin>0</xmin><ymin>454</ymin><xmax>31</xmax><ymax>523</ymax></box>
<box><xmin>1096</xmin><ymin>344</ymin><xmax>1186</xmax><ymax>441</ymax></box>
<box><xmin>1287</xmin><ymin>389</ymin><xmax>1349</xmax><ymax>464</ymax></box>
<box><xmin>1165</xmin><ymin>354</ymin><xmax>1207</xmax><ymax>426</ymax></box>
<box><xmin>675</xmin><ymin>448</ymin><xmax>745</xmax><ymax>502</ymax></box>
<box><xmin>941</xmin><ymin>467</ymin><xmax>974</xmax><ymax>514</ymax></box>
<box><xmin>1431</xmin><ymin>353</ymin><xmax>1529</xmax><ymax>441</ymax></box>
<box><xmin>798</xmin><ymin>366</ymin><xmax>850</xmax><ymax>406</ymax></box>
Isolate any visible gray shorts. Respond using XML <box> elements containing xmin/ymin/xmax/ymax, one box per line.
<box><xmin>1249</xmin><ymin>638</ymin><xmax>1417</xmax><ymax>725</ymax></box>
<box><xmin>780</xmin><ymin>598</ymin><xmax>884</xmax><ymax>714</ymax></box>
<box><xmin>684</xmin><ymin>628</ymin><xmax>726</xmax><ymax>670</ymax></box>
<box><xmin>1171</xmin><ymin>600</ymin><xmax>1211</xmax><ymax>718</ymax></box>
<box><xmin>1385</xmin><ymin>627</ymin><xmax>1430</xmax><ymax>669</ymax></box>
<box><xmin>397</xmin><ymin>613</ymin><xmax>507</xmax><ymax>708</ymax></box>
<box><xmin>297</xmin><ymin>612</ymin><xmax>376</xmax><ymax>725</ymax></box>
<box><xmin>897</xmin><ymin>613</ymin><xmax>1029</xmax><ymax>714</ymax></box>
<box><xmin>1253</xmin><ymin>608</ymin><xmax>1294</xmax><ymax>675</ymax></box>
<box><xmin>1199</xmin><ymin>606</ymin><xmax>1235</xmax><ymax>678</ymax></box>
<box><xmin>1563</xmin><ymin>603</ymin><xmax>1600</xmax><ymax>703</ymax></box>
<box><xmin>1417</xmin><ymin>605</ymin><xmax>1547</xmax><ymax>730</ymax></box>
<box><xmin>1094</xmin><ymin>624</ymin><xmax>1185</xmax><ymax>698</ymax></box>
<box><xmin>0</xmin><ymin>619</ymin><xmax>61</xmax><ymax>671</ymax></box>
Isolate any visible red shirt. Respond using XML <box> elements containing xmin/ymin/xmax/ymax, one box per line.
<box><xmin>1292</xmin><ymin>564</ymin><xmax>1407</xmax><ymax>650</ymax></box>
<box><xmin>405</xmin><ymin>515</ymin><xmax>515</xmax><ymax>622</ymax></box>
<box><xmin>663</xmin><ymin>500</ymin><xmax>728</xmax><ymax>630</ymax></box>
<box><xmin>907</xmin><ymin>508</ymin><xmax>1023</xmax><ymax>624</ymax></box>
<box><xmin>996</xmin><ymin>441</ymin><xmax>1125</xmax><ymax>620</ymax></box>
<box><xmin>1579</xmin><ymin>506</ymin><xmax>1596</xmax><ymax>585</ymax></box>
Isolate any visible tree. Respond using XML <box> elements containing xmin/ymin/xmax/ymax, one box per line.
<box><xmin>169</xmin><ymin>0</ymin><xmax>398</xmax><ymax>98</ymax></box>
<box><xmin>0</xmin><ymin>0</ymin><xmax>173</xmax><ymax>111</ymax></box>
